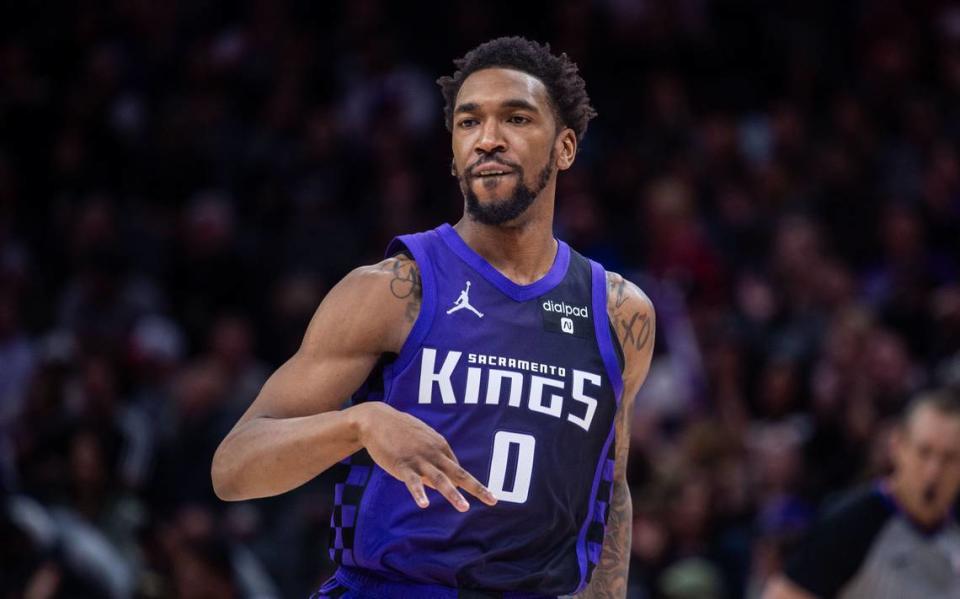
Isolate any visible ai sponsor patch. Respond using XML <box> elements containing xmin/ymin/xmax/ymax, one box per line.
<box><xmin>539</xmin><ymin>296</ymin><xmax>591</xmax><ymax>338</ymax></box>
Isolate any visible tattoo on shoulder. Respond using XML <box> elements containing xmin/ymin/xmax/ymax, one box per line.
<box><xmin>383</xmin><ymin>257</ymin><xmax>422</xmax><ymax>322</ymax></box>
<box><xmin>614</xmin><ymin>276</ymin><xmax>628</xmax><ymax>309</ymax></box>
<box><xmin>606</xmin><ymin>272</ymin><xmax>653</xmax><ymax>353</ymax></box>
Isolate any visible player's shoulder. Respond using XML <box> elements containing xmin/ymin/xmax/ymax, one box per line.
<box><xmin>301</xmin><ymin>255</ymin><xmax>421</xmax><ymax>354</ymax></box>
<box><xmin>346</xmin><ymin>253</ymin><xmax>418</xmax><ymax>285</ymax></box>
<box><xmin>604</xmin><ymin>270</ymin><xmax>654</xmax><ymax>316</ymax></box>
<box><xmin>342</xmin><ymin>253</ymin><xmax>421</xmax><ymax>311</ymax></box>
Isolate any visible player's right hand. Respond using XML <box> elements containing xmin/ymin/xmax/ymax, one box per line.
<box><xmin>353</xmin><ymin>402</ymin><xmax>498</xmax><ymax>512</ymax></box>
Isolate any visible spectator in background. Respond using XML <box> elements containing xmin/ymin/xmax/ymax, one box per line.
<box><xmin>764</xmin><ymin>389</ymin><xmax>960</xmax><ymax>599</ymax></box>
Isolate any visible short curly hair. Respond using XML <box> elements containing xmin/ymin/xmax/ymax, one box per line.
<box><xmin>437</xmin><ymin>36</ymin><xmax>597</xmax><ymax>143</ymax></box>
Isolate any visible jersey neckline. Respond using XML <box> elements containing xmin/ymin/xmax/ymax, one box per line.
<box><xmin>436</xmin><ymin>223</ymin><xmax>571</xmax><ymax>302</ymax></box>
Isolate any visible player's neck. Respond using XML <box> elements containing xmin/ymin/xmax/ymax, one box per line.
<box><xmin>453</xmin><ymin>209</ymin><xmax>558</xmax><ymax>287</ymax></box>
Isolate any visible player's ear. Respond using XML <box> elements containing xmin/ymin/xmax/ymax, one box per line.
<box><xmin>555</xmin><ymin>128</ymin><xmax>577</xmax><ymax>171</ymax></box>
<box><xmin>451</xmin><ymin>158</ymin><xmax>458</xmax><ymax>177</ymax></box>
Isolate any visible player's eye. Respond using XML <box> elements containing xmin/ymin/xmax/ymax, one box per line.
<box><xmin>458</xmin><ymin>118</ymin><xmax>478</xmax><ymax>128</ymax></box>
<box><xmin>508</xmin><ymin>115</ymin><xmax>530</xmax><ymax>125</ymax></box>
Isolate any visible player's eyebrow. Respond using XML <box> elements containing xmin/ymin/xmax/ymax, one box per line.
<box><xmin>454</xmin><ymin>99</ymin><xmax>541</xmax><ymax>114</ymax></box>
<box><xmin>454</xmin><ymin>102</ymin><xmax>480</xmax><ymax>114</ymax></box>
<box><xmin>500</xmin><ymin>99</ymin><xmax>539</xmax><ymax>113</ymax></box>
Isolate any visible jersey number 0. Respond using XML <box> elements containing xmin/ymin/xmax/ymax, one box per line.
<box><xmin>487</xmin><ymin>431</ymin><xmax>536</xmax><ymax>504</ymax></box>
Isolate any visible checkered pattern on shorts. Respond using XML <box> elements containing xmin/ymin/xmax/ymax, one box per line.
<box><xmin>328</xmin><ymin>451</ymin><xmax>374</xmax><ymax>567</ymax></box>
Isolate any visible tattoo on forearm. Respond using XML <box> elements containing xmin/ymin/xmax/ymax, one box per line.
<box><xmin>582</xmin><ymin>481</ymin><xmax>632</xmax><ymax>598</ymax></box>
<box><xmin>383</xmin><ymin>258</ymin><xmax>422</xmax><ymax>322</ymax></box>
<box><xmin>578</xmin><ymin>366</ymin><xmax>634</xmax><ymax>599</ymax></box>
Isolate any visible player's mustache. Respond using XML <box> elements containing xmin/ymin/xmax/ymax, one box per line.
<box><xmin>466</xmin><ymin>156</ymin><xmax>521</xmax><ymax>177</ymax></box>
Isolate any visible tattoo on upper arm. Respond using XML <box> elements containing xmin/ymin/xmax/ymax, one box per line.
<box><xmin>614</xmin><ymin>277</ymin><xmax>628</xmax><ymax>309</ymax></box>
<box><xmin>383</xmin><ymin>257</ymin><xmax>422</xmax><ymax>322</ymax></box>
<box><xmin>606</xmin><ymin>272</ymin><xmax>653</xmax><ymax>354</ymax></box>
<box><xmin>619</xmin><ymin>312</ymin><xmax>652</xmax><ymax>352</ymax></box>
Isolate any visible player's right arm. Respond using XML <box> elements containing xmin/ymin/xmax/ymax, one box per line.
<box><xmin>211</xmin><ymin>256</ymin><xmax>496</xmax><ymax>511</ymax></box>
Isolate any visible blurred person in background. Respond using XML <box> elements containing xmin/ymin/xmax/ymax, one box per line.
<box><xmin>763</xmin><ymin>389</ymin><xmax>960</xmax><ymax>599</ymax></box>
<box><xmin>212</xmin><ymin>36</ymin><xmax>655</xmax><ymax>598</ymax></box>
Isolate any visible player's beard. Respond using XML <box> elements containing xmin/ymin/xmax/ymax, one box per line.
<box><xmin>923</xmin><ymin>482</ymin><xmax>938</xmax><ymax>505</ymax></box>
<box><xmin>460</xmin><ymin>148</ymin><xmax>555</xmax><ymax>226</ymax></box>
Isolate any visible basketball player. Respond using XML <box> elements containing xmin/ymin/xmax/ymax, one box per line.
<box><xmin>763</xmin><ymin>390</ymin><xmax>960</xmax><ymax>599</ymax></box>
<box><xmin>212</xmin><ymin>37</ymin><xmax>655</xmax><ymax>598</ymax></box>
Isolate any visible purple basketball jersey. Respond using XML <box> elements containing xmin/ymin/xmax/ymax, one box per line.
<box><xmin>329</xmin><ymin>223</ymin><xmax>624</xmax><ymax>596</ymax></box>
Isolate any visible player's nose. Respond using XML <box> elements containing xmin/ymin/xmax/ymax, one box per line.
<box><xmin>474</xmin><ymin>119</ymin><xmax>506</xmax><ymax>155</ymax></box>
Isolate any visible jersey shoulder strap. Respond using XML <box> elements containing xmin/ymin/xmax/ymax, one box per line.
<box><xmin>586</xmin><ymin>257</ymin><xmax>625</xmax><ymax>404</ymax></box>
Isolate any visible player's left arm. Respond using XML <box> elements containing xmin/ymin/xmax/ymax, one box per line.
<box><xmin>578</xmin><ymin>271</ymin><xmax>655</xmax><ymax>599</ymax></box>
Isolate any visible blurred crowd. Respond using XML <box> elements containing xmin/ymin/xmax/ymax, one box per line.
<box><xmin>2</xmin><ymin>1</ymin><xmax>960</xmax><ymax>598</ymax></box>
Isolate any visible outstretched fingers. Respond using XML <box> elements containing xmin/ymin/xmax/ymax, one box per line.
<box><xmin>397</xmin><ymin>449</ymin><xmax>497</xmax><ymax>511</ymax></box>
<box><xmin>443</xmin><ymin>459</ymin><xmax>498</xmax><ymax>506</ymax></box>
<box><xmin>400</xmin><ymin>462</ymin><xmax>469</xmax><ymax>512</ymax></box>
<box><xmin>402</xmin><ymin>469</ymin><xmax>429</xmax><ymax>508</ymax></box>
<box><xmin>423</xmin><ymin>466</ymin><xmax>469</xmax><ymax>512</ymax></box>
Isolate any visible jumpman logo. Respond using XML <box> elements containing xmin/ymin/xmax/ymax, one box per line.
<box><xmin>446</xmin><ymin>281</ymin><xmax>484</xmax><ymax>318</ymax></box>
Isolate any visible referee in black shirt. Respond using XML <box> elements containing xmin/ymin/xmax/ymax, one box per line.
<box><xmin>764</xmin><ymin>389</ymin><xmax>960</xmax><ymax>599</ymax></box>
